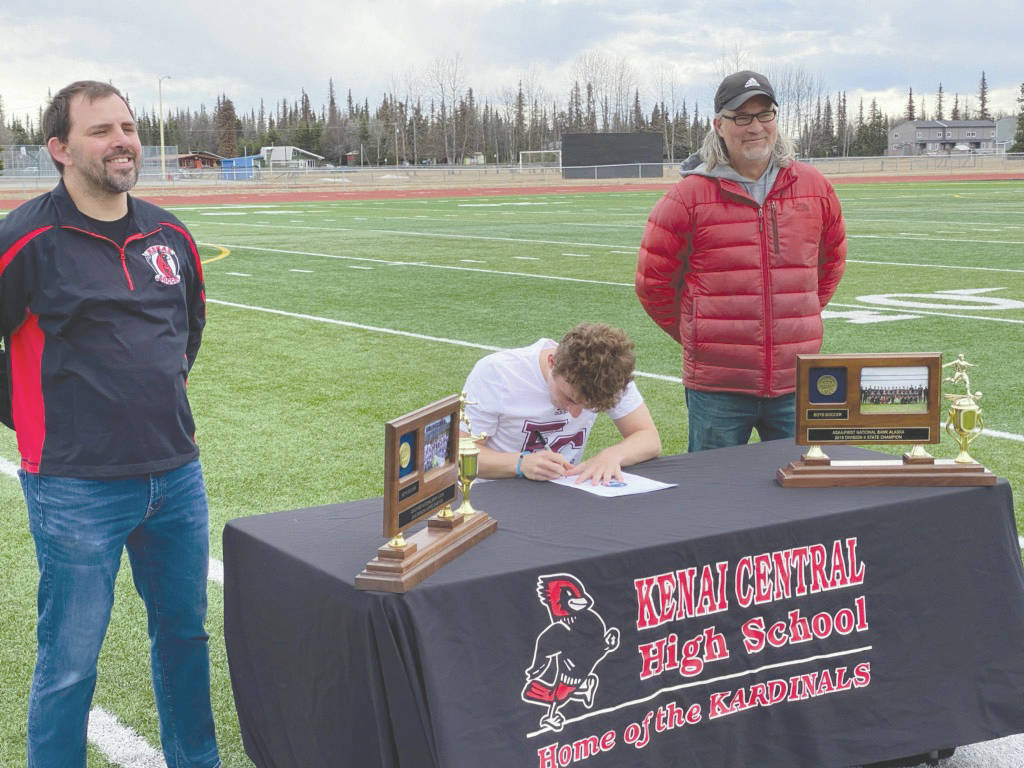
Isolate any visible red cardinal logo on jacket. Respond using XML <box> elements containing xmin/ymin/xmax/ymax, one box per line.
<box><xmin>522</xmin><ymin>573</ymin><xmax>620</xmax><ymax>732</ymax></box>
<box><xmin>141</xmin><ymin>245</ymin><xmax>181</xmax><ymax>285</ymax></box>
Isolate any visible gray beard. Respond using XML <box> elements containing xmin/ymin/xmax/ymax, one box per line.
<box><xmin>82</xmin><ymin>159</ymin><xmax>140</xmax><ymax>194</ymax></box>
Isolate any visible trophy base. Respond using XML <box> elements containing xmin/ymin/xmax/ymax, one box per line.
<box><xmin>355</xmin><ymin>511</ymin><xmax>497</xmax><ymax>593</ymax></box>
<box><xmin>777</xmin><ymin>457</ymin><xmax>996</xmax><ymax>487</ymax></box>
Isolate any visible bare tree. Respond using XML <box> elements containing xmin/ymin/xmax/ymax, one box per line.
<box><xmin>428</xmin><ymin>53</ymin><xmax>464</xmax><ymax>163</ymax></box>
<box><xmin>573</xmin><ymin>51</ymin><xmax>612</xmax><ymax>130</ymax></box>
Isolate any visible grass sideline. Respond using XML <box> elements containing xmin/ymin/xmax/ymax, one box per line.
<box><xmin>1</xmin><ymin>178</ymin><xmax>1023</xmax><ymax>766</ymax></box>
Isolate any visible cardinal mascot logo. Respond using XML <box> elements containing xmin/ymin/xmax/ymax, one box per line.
<box><xmin>141</xmin><ymin>245</ymin><xmax>182</xmax><ymax>285</ymax></box>
<box><xmin>522</xmin><ymin>573</ymin><xmax>620</xmax><ymax>732</ymax></box>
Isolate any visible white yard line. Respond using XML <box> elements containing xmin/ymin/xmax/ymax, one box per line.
<box><xmin>202</xmin><ymin>243</ymin><xmax>1024</xmax><ymax>323</ymax></box>
<box><xmin>87</xmin><ymin>707</ymin><xmax>165</xmax><ymax>768</ymax></box>
<box><xmin>200</xmin><ymin>242</ymin><xmax>633</xmax><ymax>287</ymax></box>
<box><xmin>199</xmin><ymin>219</ymin><xmax>1024</xmax><ymax>251</ymax></box>
<box><xmin>205</xmin><ymin>298</ymin><xmax>1024</xmax><ymax>435</ymax></box>
<box><xmin>847</xmin><ymin>258</ymin><xmax>1024</xmax><ymax>275</ymax></box>
<box><xmin>208</xmin><ymin>557</ymin><xmax>224</xmax><ymax>584</ymax></box>
<box><xmin>199</xmin><ymin>221</ymin><xmax>633</xmax><ymax>250</ymax></box>
<box><xmin>849</xmin><ymin>234</ymin><xmax>1024</xmax><ymax>246</ymax></box>
<box><xmin>827</xmin><ymin>302</ymin><xmax>1024</xmax><ymax>325</ymax></box>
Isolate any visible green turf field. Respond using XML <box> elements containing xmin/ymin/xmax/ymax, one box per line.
<box><xmin>1</xmin><ymin>178</ymin><xmax>1023</xmax><ymax>766</ymax></box>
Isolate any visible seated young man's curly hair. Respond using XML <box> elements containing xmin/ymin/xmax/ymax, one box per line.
<box><xmin>551</xmin><ymin>323</ymin><xmax>636</xmax><ymax>412</ymax></box>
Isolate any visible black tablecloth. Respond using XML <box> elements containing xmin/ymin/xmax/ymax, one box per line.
<box><xmin>224</xmin><ymin>440</ymin><xmax>1024</xmax><ymax>768</ymax></box>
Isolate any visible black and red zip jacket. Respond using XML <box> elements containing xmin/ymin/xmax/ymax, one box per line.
<box><xmin>0</xmin><ymin>181</ymin><xmax>206</xmax><ymax>477</ymax></box>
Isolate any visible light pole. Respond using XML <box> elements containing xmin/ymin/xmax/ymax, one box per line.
<box><xmin>158</xmin><ymin>75</ymin><xmax>171</xmax><ymax>181</ymax></box>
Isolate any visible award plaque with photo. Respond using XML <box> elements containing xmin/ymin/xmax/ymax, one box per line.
<box><xmin>356</xmin><ymin>393</ymin><xmax>497</xmax><ymax>592</ymax></box>
<box><xmin>777</xmin><ymin>353</ymin><xmax>995</xmax><ymax>487</ymax></box>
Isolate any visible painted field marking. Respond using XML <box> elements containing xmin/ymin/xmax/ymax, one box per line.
<box><xmin>88</xmin><ymin>707</ymin><xmax>164</xmax><ymax>768</ymax></box>
<box><xmin>856</xmin><ymin>288</ymin><xmax>1024</xmax><ymax>312</ymax></box>
<box><xmin>828</xmin><ymin>302</ymin><xmax>1024</xmax><ymax>326</ymax></box>
<box><xmin>201</xmin><ymin>246</ymin><xmax>230</xmax><ymax>265</ymax></box>
<box><xmin>514</xmin><ymin>256</ymin><xmax>540</xmax><ymax>261</ymax></box>
<box><xmin>289</xmin><ymin>269</ymin><xmax>314</xmax><ymax>273</ymax></box>
<box><xmin>197</xmin><ymin>220</ymin><xmax>1022</xmax><ymax>254</ymax></box>
<box><xmin>849</xmin><ymin>234</ymin><xmax>1024</xmax><ymax>246</ymax></box>
<box><xmin>460</xmin><ymin>259</ymin><xmax>487</xmax><ymax>263</ymax></box>
<box><xmin>200</xmin><ymin>242</ymin><xmax>633</xmax><ymax>287</ymax></box>
<box><xmin>197</xmin><ymin>220</ymin><xmax>632</xmax><ymax>249</ymax></box>
<box><xmin>847</xmin><ymin>258</ymin><xmax>1024</xmax><ymax>275</ymax></box>
<box><xmin>168</xmin><ymin>204</ymin><xmax>281</xmax><ymax>211</ymax></box>
<box><xmin>202</xmin><ymin>298</ymin><xmax>1020</xmax><ymax>417</ymax></box>
<box><xmin>346</xmin><ymin>265</ymin><xmax>374</xmax><ymax>270</ymax></box>
<box><xmin>225</xmin><ymin>272</ymin><xmax>251</xmax><ymax>277</ymax></box>
<box><xmin>561</xmin><ymin>253</ymin><xmax>591</xmax><ymax>258</ymax></box>
<box><xmin>200</xmin><ymin>211</ymin><xmax>247</xmax><ymax>216</ymax></box>
<box><xmin>200</xmin><ymin>243</ymin><xmax>1022</xmax><ymax>324</ymax></box>
<box><xmin>559</xmin><ymin>222</ymin><xmax>642</xmax><ymax>229</ymax></box>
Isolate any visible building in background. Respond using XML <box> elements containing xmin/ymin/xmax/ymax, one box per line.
<box><xmin>888</xmin><ymin>120</ymin><xmax>997</xmax><ymax>155</ymax></box>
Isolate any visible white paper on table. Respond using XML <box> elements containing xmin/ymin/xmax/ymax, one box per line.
<box><xmin>548</xmin><ymin>471</ymin><xmax>676</xmax><ymax>497</ymax></box>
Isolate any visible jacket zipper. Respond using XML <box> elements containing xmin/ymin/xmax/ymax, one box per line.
<box><xmin>62</xmin><ymin>226</ymin><xmax>160</xmax><ymax>291</ymax></box>
<box><xmin>758</xmin><ymin>206</ymin><xmax>773</xmax><ymax>395</ymax></box>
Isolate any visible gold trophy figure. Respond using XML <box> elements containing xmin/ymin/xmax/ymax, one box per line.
<box><xmin>943</xmin><ymin>355</ymin><xmax>984</xmax><ymax>464</ymax></box>
<box><xmin>456</xmin><ymin>393</ymin><xmax>486</xmax><ymax>517</ymax></box>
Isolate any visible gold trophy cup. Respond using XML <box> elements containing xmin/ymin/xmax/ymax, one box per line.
<box><xmin>456</xmin><ymin>436</ymin><xmax>482</xmax><ymax>516</ymax></box>
<box><xmin>456</xmin><ymin>393</ymin><xmax>486</xmax><ymax>517</ymax></box>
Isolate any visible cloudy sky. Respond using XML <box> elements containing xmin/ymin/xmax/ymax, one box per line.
<box><xmin>1</xmin><ymin>0</ymin><xmax>1020</xmax><ymax>125</ymax></box>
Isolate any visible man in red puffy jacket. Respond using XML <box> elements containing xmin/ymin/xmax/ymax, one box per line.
<box><xmin>635</xmin><ymin>70</ymin><xmax>846</xmax><ymax>451</ymax></box>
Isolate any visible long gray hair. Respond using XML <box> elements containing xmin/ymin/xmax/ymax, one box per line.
<box><xmin>699</xmin><ymin>115</ymin><xmax>796</xmax><ymax>171</ymax></box>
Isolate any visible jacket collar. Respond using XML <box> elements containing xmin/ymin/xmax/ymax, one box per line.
<box><xmin>51</xmin><ymin>178</ymin><xmax>146</xmax><ymax>233</ymax></box>
<box><xmin>715</xmin><ymin>162</ymin><xmax>798</xmax><ymax>204</ymax></box>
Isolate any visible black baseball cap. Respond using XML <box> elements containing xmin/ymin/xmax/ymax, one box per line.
<box><xmin>715</xmin><ymin>71</ymin><xmax>777</xmax><ymax>113</ymax></box>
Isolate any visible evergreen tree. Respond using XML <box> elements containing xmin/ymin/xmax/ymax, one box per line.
<box><xmin>569</xmin><ymin>81</ymin><xmax>582</xmax><ymax>131</ymax></box>
<box><xmin>951</xmin><ymin>94</ymin><xmax>961</xmax><ymax>121</ymax></box>
<box><xmin>632</xmin><ymin>88</ymin><xmax>645</xmax><ymax>130</ymax></box>
<box><xmin>1010</xmin><ymin>83</ymin><xmax>1024</xmax><ymax>153</ymax></box>
<box><xmin>584</xmin><ymin>83</ymin><xmax>596</xmax><ymax>132</ymax></box>
<box><xmin>822</xmin><ymin>96</ymin><xmax>836</xmax><ymax>156</ymax></box>
<box><xmin>935</xmin><ymin>83</ymin><xmax>945</xmax><ymax>121</ymax></box>
<box><xmin>214</xmin><ymin>95</ymin><xmax>239</xmax><ymax>158</ymax></box>
<box><xmin>905</xmin><ymin>87</ymin><xmax>915</xmax><ymax>121</ymax></box>
<box><xmin>852</xmin><ymin>98</ymin><xmax>870</xmax><ymax>156</ymax></box>
<box><xmin>978</xmin><ymin>71</ymin><xmax>990</xmax><ymax>120</ymax></box>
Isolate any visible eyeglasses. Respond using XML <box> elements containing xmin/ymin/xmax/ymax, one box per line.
<box><xmin>720</xmin><ymin>109</ymin><xmax>777</xmax><ymax>126</ymax></box>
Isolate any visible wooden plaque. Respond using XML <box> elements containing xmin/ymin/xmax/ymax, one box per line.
<box><xmin>382</xmin><ymin>393</ymin><xmax>461</xmax><ymax>539</ymax></box>
<box><xmin>795</xmin><ymin>352</ymin><xmax>942</xmax><ymax>447</ymax></box>
<box><xmin>778</xmin><ymin>353</ymin><xmax>995</xmax><ymax>487</ymax></box>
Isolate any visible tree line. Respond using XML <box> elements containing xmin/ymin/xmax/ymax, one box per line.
<box><xmin>2</xmin><ymin>59</ymin><xmax>1022</xmax><ymax>166</ymax></box>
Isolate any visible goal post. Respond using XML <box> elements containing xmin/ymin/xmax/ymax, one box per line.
<box><xmin>518</xmin><ymin>150</ymin><xmax>562</xmax><ymax>170</ymax></box>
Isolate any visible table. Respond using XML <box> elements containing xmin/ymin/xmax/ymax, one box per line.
<box><xmin>223</xmin><ymin>440</ymin><xmax>1024</xmax><ymax>768</ymax></box>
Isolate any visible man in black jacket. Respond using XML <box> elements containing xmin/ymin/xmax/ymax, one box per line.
<box><xmin>0</xmin><ymin>81</ymin><xmax>219</xmax><ymax>768</ymax></box>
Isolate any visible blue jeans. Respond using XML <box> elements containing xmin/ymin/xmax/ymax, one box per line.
<box><xmin>685</xmin><ymin>388</ymin><xmax>795</xmax><ymax>452</ymax></box>
<box><xmin>19</xmin><ymin>459</ymin><xmax>219</xmax><ymax>768</ymax></box>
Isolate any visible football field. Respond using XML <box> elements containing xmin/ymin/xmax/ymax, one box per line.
<box><xmin>1</xmin><ymin>177</ymin><xmax>1023</xmax><ymax>766</ymax></box>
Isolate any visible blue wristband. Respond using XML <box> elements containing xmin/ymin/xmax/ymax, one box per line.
<box><xmin>516</xmin><ymin>451</ymin><xmax>528</xmax><ymax>478</ymax></box>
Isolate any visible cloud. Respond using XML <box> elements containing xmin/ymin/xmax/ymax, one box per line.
<box><xmin>1</xmin><ymin>2</ymin><xmax>1020</xmax><ymax>125</ymax></box>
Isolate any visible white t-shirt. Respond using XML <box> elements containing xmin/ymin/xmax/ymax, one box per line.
<box><xmin>460</xmin><ymin>339</ymin><xmax>644</xmax><ymax>466</ymax></box>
